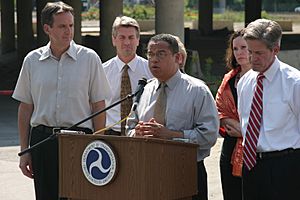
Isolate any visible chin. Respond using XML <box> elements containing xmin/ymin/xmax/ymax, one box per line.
<box><xmin>252</xmin><ymin>67</ymin><xmax>261</xmax><ymax>72</ymax></box>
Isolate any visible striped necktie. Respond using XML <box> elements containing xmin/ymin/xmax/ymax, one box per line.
<box><xmin>153</xmin><ymin>82</ymin><xmax>167</xmax><ymax>125</ymax></box>
<box><xmin>120</xmin><ymin>65</ymin><xmax>132</xmax><ymax>135</ymax></box>
<box><xmin>243</xmin><ymin>73</ymin><xmax>265</xmax><ymax>170</ymax></box>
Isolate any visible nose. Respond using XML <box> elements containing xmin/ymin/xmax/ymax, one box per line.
<box><xmin>124</xmin><ymin>38</ymin><xmax>130</xmax><ymax>45</ymax></box>
<box><xmin>65</xmin><ymin>26</ymin><xmax>72</xmax><ymax>35</ymax></box>
<box><xmin>236</xmin><ymin>48</ymin><xmax>243</xmax><ymax>56</ymax></box>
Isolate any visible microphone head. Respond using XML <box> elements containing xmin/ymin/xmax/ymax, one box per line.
<box><xmin>138</xmin><ymin>77</ymin><xmax>148</xmax><ymax>86</ymax></box>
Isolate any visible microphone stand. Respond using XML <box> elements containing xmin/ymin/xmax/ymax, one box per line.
<box><xmin>18</xmin><ymin>93</ymin><xmax>137</xmax><ymax>157</ymax></box>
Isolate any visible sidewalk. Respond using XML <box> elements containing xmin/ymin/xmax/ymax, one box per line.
<box><xmin>0</xmin><ymin>95</ymin><xmax>35</xmax><ymax>199</ymax></box>
<box><xmin>0</xmin><ymin>94</ymin><xmax>224</xmax><ymax>200</ymax></box>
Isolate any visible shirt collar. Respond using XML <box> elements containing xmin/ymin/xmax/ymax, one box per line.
<box><xmin>116</xmin><ymin>55</ymin><xmax>138</xmax><ymax>73</ymax></box>
<box><xmin>155</xmin><ymin>70</ymin><xmax>181</xmax><ymax>90</ymax></box>
<box><xmin>263</xmin><ymin>56</ymin><xmax>279</xmax><ymax>82</ymax></box>
<box><xmin>66</xmin><ymin>40</ymin><xmax>77</xmax><ymax>61</ymax></box>
<box><xmin>39</xmin><ymin>40</ymin><xmax>77</xmax><ymax>61</ymax></box>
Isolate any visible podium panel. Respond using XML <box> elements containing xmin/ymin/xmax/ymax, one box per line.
<box><xmin>59</xmin><ymin>134</ymin><xmax>197</xmax><ymax>200</ymax></box>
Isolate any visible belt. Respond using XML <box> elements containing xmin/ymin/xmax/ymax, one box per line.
<box><xmin>104</xmin><ymin>129</ymin><xmax>121</xmax><ymax>136</ymax></box>
<box><xmin>257</xmin><ymin>148</ymin><xmax>300</xmax><ymax>160</ymax></box>
<box><xmin>32</xmin><ymin>125</ymin><xmax>92</xmax><ymax>134</ymax></box>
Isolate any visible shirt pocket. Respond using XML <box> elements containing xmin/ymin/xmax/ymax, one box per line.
<box><xmin>167</xmin><ymin>108</ymin><xmax>190</xmax><ymax>130</ymax></box>
<box><xmin>264</xmin><ymin>102</ymin><xmax>291</xmax><ymax>132</ymax></box>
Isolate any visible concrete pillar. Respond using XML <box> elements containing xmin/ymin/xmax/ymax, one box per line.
<box><xmin>64</xmin><ymin>0</ymin><xmax>82</xmax><ymax>44</ymax></box>
<box><xmin>16</xmin><ymin>0</ymin><xmax>34</xmax><ymax>64</ymax></box>
<box><xmin>1</xmin><ymin>0</ymin><xmax>15</xmax><ymax>54</ymax></box>
<box><xmin>36</xmin><ymin>0</ymin><xmax>50</xmax><ymax>47</ymax></box>
<box><xmin>198</xmin><ymin>0</ymin><xmax>213</xmax><ymax>35</ymax></box>
<box><xmin>99</xmin><ymin>0</ymin><xmax>123</xmax><ymax>62</ymax></box>
<box><xmin>245</xmin><ymin>0</ymin><xmax>262</xmax><ymax>26</ymax></box>
<box><xmin>155</xmin><ymin>0</ymin><xmax>185</xmax><ymax>43</ymax></box>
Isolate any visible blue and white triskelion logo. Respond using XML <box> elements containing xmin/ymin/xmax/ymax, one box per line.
<box><xmin>81</xmin><ymin>140</ymin><xmax>117</xmax><ymax>186</ymax></box>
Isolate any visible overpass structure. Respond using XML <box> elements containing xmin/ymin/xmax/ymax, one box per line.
<box><xmin>3</xmin><ymin>0</ymin><xmax>299</xmax><ymax>90</ymax></box>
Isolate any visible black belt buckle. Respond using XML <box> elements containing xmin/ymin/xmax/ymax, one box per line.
<box><xmin>257</xmin><ymin>152</ymin><xmax>263</xmax><ymax>159</ymax></box>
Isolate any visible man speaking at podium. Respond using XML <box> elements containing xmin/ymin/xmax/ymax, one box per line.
<box><xmin>126</xmin><ymin>34</ymin><xmax>219</xmax><ymax>200</ymax></box>
<box><xmin>12</xmin><ymin>2</ymin><xmax>111</xmax><ymax>200</ymax></box>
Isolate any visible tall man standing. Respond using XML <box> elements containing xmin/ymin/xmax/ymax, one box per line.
<box><xmin>12</xmin><ymin>2</ymin><xmax>111</xmax><ymax>200</ymax></box>
<box><xmin>127</xmin><ymin>34</ymin><xmax>219</xmax><ymax>200</ymax></box>
<box><xmin>103</xmin><ymin>16</ymin><xmax>152</xmax><ymax>136</ymax></box>
<box><xmin>238</xmin><ymin>19</ymin><xmax>300</xmax><ymax>200</ymax></box>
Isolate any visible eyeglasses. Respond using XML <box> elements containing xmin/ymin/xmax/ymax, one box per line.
<box><xmin>146</xmin><ymin>50</ymin><xmax>171</xmax><ymax>60</ymax></box>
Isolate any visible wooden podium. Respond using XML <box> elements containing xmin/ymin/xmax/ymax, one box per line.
<box><xmin>59</xmin><ymin>134</ymin><xmax>198</xmax><ymax>200</ymax></box>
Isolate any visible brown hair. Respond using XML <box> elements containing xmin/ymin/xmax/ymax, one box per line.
<box><xmin>112</xmin><ymin>16</ymin><xmax>140</xmax><ymax>38</ymax></box>
<box><xmin>225</xmin><ymin>29</ymin><xmax>245</xmax><ymax>70</ymax></box>
<box><xmin>41</xmin><ymin>1</ymin><xmax>74</xmax><ymax>27</ymax></box>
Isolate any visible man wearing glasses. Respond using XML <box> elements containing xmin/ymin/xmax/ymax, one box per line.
<box><xmin>126</xmin><ymin>33</ymin><xmax>219</xmax><ymax>200</ymax></box>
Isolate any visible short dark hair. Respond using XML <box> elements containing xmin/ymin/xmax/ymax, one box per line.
<box><xmin>41</xmin><ymin>1</ymin><xmax>74</xmax><ymax>27</ymax></box>
<box><xmin>148</xmin><ymin>33</ymin><xmax>179</xmax><ymax>54</ymax></box>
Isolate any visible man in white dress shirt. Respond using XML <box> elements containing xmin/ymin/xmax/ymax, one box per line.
<box><xmin>237</xmin><ymin>19</ymin><xmax>300</xmax><ymax>200</ymax></box>
<box><xmin>103</xmin><ymin>16</ymin><xmax>152</xmax><ymax>135</ymax></box>
<box><xmin>12</xmin><ymin>2</ymin><xmax>111</xmax><ymax>200</ymax></box>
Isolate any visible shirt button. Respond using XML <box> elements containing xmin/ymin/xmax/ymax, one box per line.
<box><xmin>58</xmin><ymin>90</ymin><xmax>61</xmax><ymax>94</ymax></box>
<box><xmin>58</xmin><ymin>77</ymin><xmax>62</xmax><ymax>80</ymax></box>
<box><xmin>57</xmin><ymin>105</ymin><xmax>60</xmax><ymax>108</ymax></box>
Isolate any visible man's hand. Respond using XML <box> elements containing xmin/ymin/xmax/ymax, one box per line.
<box><xmin>135</xmin><ymin>118</ymin><xmax>183</xmax><ymax>139</ymax></box>
<box><xmin>19</xmin><ymin>153</ymin><xmax>33</xmax><ymax>179</ymax></box>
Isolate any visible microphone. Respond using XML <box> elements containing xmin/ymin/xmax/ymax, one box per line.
<box><xmin>132</xmin><ymin>78</ymin><xmax>148</xmax><ymax>111</ymax></box>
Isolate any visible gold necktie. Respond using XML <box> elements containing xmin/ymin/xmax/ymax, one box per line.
<box><xmin>153</xmin><ymin>83</ymin><xmax>167</xmax><ymax>125</ymax></box>
<box><xmin>120</xmin><ymin>65</ymin><xmax>132</xmax><ymax>135</ymax></box>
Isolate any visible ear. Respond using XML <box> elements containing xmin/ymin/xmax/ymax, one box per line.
<box><xmin>174</xmin><ymin>52</ymin><xmax>181</xmax><ymax>64</ymax></box>
<box><xmin>112</xmin><ymin>36</ymin><xmax>116</xmax><ymax>47</ymax></box>
<box><xmin>43</xmin><ymin>24</ymin><xmax>50</xmax><ymax>35</ymax></box>
<box><xmin>273</xmin><ymin>44</ymin><xmax>280</xmax><ymax>55</ymax></box>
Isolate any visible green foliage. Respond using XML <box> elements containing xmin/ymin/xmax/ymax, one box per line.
<box><xmin>81</xmin><ymin>4</ymin><xmax>298</xmax><ymax>23</ymax></box>
<box><xmin>123</xmin><ymin>5</ymin><xmax>155</xmax><ymax>20</ymax></box>
<box><xmin>213</xmin><ymin>10</ymin><xmax>244</xmax><ymax>22</ymax></box>
<box><xmin>81</xmin><ymin>6</ymin><xmax>99</xmax><ymax>20</ymax></box>
<box><xmin>261</xmin><ymin>11</ymin><xmax>291</xmax><ymax>21</ymax></box>
<box><xmin>202</xmin><ymin>57</ymin><xmax>222</xmax><ymax>97</ymax></box>
<box><xmin>185</xmin><ymin>8</ymin><xmax>198</xmax><ymax>21</ymax></box>
<box><xmin>213</xmin><ymin>10</ymin><xmax>295</xmax><ymax>23</ymax></box>
<box><xmin>81</xmin><ymin>5</ymin><xmax>155</xmax><ymax>21</ymax></box>
<box><xmin>185</xmin><ymin>0</ymin><xmax>198</xmax><ymax>9</ymax></box>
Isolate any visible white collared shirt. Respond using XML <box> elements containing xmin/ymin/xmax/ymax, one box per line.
<box><xmin>103</xmin><ymin>55</ymin><xmax>152</xmax><ymax>132</ymax></box>
<box><xmin>237</xmin><ymin>57</ymin><xmax>300</xmax><ymax>152</ymax></box>
<box><xmin>12</xmin><ymin>41</ymin><xmax>112</xmax><ymax>130</ymax></box>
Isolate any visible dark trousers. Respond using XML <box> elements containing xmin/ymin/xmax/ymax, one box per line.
<box><xmin>30</xmin><ymin>125</ymin><xmax>92</xmax><ymax>200</ymax></box>
<box><xmin>242</xmin><ymin>149</ymin><xmax>300</xmax><ymax>200</ymax></box>
<box><xmin>192</xmin><ymin>161</ymin><xmax>208</xmax><ymax>200</ymax></box>
<box><xmin>220</xmin><ymin>135</ymin><xmax>242</xmax><ymax>200</ymax></box>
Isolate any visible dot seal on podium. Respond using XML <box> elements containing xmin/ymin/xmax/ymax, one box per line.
<box><xmin>81</xmin><ymin>140</ymin><xmax>117</xmax><ymax>186</ymax></box>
